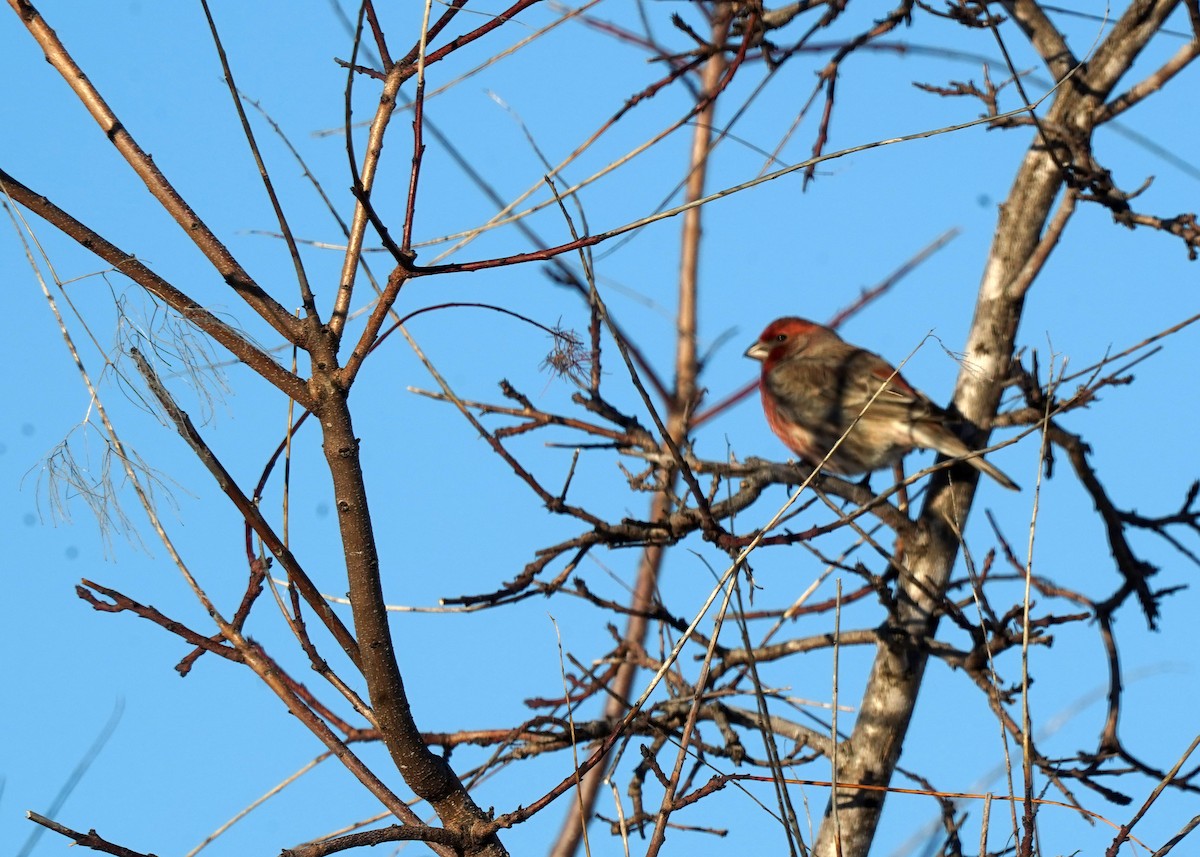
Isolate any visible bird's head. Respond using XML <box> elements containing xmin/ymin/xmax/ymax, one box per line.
<box><xmin>744</xmin><ymin>317</ymin><xmax>832</xmax><ymax>368</ymax></box>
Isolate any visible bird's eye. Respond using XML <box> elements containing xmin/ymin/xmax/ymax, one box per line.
<box><xmin>774</xmin><ymin>333</ymin><xmax>788</xmax><ymax>343</ymax></box>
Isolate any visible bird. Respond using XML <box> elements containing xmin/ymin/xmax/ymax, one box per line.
<box><xmin>745</xmin><ymin>316</ymin><xmax>1019</xmax><ymax>491</ymax></box>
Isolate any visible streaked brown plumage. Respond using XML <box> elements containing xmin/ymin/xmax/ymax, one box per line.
<box><xmin>745</xmin><ymin>317</ymin><xmax>1018</xmax><ymax>491</ymax></box>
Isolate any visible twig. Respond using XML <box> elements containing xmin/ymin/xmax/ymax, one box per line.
<box><xmin>25</xmin><ymin>813</ymin><xmax>156</xmax><ymax>857</ymax></box>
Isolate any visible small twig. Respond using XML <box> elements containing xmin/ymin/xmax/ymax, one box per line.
<box><xmin>26</xmin><ymin>813</ymin><xmax>155</xmax><ymax>857</ymax></box>
<box><xmin>77</xmin><ymin>579</ymin><xmax>242</xmax><ymax>663</ymax></box>
<box><xmin>198</xmin><ymin>0</ymin><xmax>316</xmax><ymax>319</ymax></box>
<box><xmin>401</xmin><ymin>0</ymin><xmax>433</xmax><ymax>252</ymax></box>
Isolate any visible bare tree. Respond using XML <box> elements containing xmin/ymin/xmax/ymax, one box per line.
<box><xmin>6</xmin><ymin>1</ymin><xmax>1199</xmax><ymax>856</ymax></box>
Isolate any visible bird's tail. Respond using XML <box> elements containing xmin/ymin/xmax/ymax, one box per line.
<box><xmin>913</xmin><ymin>424</ymin><xmax>1020</xmax><ymax>491</ymax></box>
<box><xmin>965</xmin><ymin>453</ymin><xmax>1020</xmax><ymax>491</ymax></box>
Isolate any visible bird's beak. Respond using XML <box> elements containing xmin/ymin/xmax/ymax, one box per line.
<box><xmin>744</xmin><ymin>341</ymin><xmax>769</xmax><ymax>362</ymax></box>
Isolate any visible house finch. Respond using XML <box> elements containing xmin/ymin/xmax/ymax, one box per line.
<box><xmin>745</xmin><ymin>316</ymin><xmax>1019</xmax><ymax>491</ymax></box>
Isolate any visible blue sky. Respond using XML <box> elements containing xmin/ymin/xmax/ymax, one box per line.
<box><xmin>4</xmin><ymin>2</ymin><xmax>1199</xmax><ymax>855</ymax></box>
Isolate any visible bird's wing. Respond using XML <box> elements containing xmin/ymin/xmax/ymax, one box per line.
<box><xmin>840</xmin><ymin>350</ymin><xmax>942</xmax><ymax>422</ymax></box>
<box><xmin>763</xmin><ymin>357</ymin><xmax>844</xmax><ymax>425</ymax></box>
